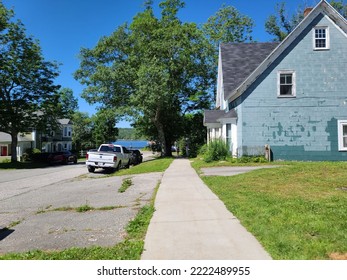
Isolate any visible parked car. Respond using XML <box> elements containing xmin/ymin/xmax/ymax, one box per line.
<box><xmin>129</xmin><ymin>149</ymin><xmax>143</xmax><ymax>165</ymax></box>
<box><xmin>48</xmin><ymin>151</ymin><xmax>78</xmax><ymax>164</ymax></box>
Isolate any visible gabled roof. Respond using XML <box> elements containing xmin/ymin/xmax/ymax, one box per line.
<box><xmin>220</xmin><ymin>42</ymin><xmax>279</xmax><ymax>96</ymax></box>
<box><xmin>0</xmin><ymin>132</ymin><xmax>33</xmax><ymax>142</ymax></box>
<box><xmin>58</xmin><ymin>119</ymin><xmax>72</xmax><ymax>125</ymax></box>
<box><xmin>203</xmin><ymin>109</ymin><xmax>237</xmax><ymax>125</ymax></box>
<box><xmin>223</xmin><ymin>0</ymin><xmax>347</xmax><ymax>102</ymax></box>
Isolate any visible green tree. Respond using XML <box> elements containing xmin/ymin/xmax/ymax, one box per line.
<box><xmin>180</xmin><ymin>112</ymin><xmax>206</xmax><ymax>157</ymax></box>
<box><xmin>330</xmin><ymin>0</ymin><xmax>347</xmax><ymax>17</ymax></box>
<box><xmin>203</xmin><ymin>4</ymin><xmax>254</xmax><ymax>50</ymax></box>
<box><xmin>71</xmin><ymin>111</ymin><xmax>93</xmax><ymax>151</ymax></box>
<box><xmin>91</xmin><ymin>110</ymin><xmax>119</xmax><ymax>147</ymax></box>
<box><xmin>75</xmin><ymin>0</ymin><xmax>215</xmax><ymax>156</ymax></box>
<box><xmin>0</xmin><ymin>0</ymin><xmax>12</xmax><ymax>31</ymax></box>
<box><xmin>57</xmin><ymin>88</ymin><xmax>79</xmax><ymax>119</ymax></box>
<box><xmin>265</xmin><ymin>1</ymin><xmax>347</xmax><ymax>41</ymax></box>
<box><xmin>0</xmin><ymin>3</ymin><xmax>60</xmax><ymax>162</ymax></box>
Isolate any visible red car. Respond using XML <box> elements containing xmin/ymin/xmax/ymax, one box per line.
<box><xmin>48</xmin><ymin>151</ymin><xmax>77</xmax><ymax>164</ymax></box>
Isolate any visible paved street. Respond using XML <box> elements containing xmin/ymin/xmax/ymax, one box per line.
<box><xmin>0</xmin><ymin>162</ymin><xmax>161</xmax><ymax>254</ymax></box>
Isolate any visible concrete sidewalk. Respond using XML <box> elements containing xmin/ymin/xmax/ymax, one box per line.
<box><xmin>141</xmin><ymin>159</ymin><xmax>272</xmax><ymax>260</ymax></box>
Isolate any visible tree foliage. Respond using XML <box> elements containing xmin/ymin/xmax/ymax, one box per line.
<box><xmin>71</xmin><ymin>111</ymin><xmax>93</xmax><ymax>151</ymax></box>
<box><xmin>57</xmin><ymin>88</ymin><xmax>78</xmax><ymax>119</ymax></box>
<box><xmin>91</xmin><ymin>110</ymin><xmax>119</xmax><ymax>147</ymax></box>
<box><xmin>330</xmin><ymin>0</ymin><xmax>347</xmax><ymax>17</ymax></box>
<box><xmin>265</xmin><ymin>1</ymin><xmax>347</xmax><ymax>41</ymax></box>
<box><xmin>265</xmin><ymin>2</ymin><xmax>304</xmax><ymax>42</ymax></box>
<box><xmin>203</xmin><ymin>4</ymin><xmax>254</xmax><ymax>49</ymax></box>
<box><xmin>0</xmin><ymin>2</ymin><xmax>60</xmax><ymax>161</ymax></box>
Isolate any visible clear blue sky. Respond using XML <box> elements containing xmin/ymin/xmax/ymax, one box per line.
<box><xmin>2</xmin><ymin>0</ymin><xmax>319</xmax><ymax>127</ymax></box>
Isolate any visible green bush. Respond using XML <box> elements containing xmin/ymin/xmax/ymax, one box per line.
<box><xmin>203</xmin><ymin>140</ymin><xmax>229</xmax><ymax>163</ymax></box>
<box><xmin>23</xmin><ymin>148</ymin><xmax>41</xmax><ymax>162</ymax></box>
<box><xmin>198</xmin><ymin>144</ymin><xmax>208</xmax><ymax>156</ymax></box>
<box><xmin>238</xmin><ymin>155</ymin><xmax>267</xmax><ymax>163</ymax></box>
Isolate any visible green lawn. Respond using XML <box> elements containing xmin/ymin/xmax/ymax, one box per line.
<box><xmin>192</xmin><ymin>159</ymin><xmax>347</xmax><ymax>259</ymax></box>
<box><xmin>115</xmin><ymin>157</ymin><xmax>174</xmax><ymax>176</ymax></box>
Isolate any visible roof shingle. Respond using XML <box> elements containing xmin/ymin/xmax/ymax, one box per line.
<box><xmin>220</xmin><ymin>42</ymin><xmax>279</xmax><ymax>95</ymax></box>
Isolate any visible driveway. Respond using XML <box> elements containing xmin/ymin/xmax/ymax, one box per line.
<box><xmin>0</xmin><ymin>163</ymin><xmax>162</xmax><ymax>254</ymax></box>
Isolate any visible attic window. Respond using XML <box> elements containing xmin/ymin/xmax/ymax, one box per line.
<box><xmin>313</xmin><ymin>27</ymin><xmax>329</xmax><ymax>50</ymax></box>
<box><xmin>278</xmin><ymin>71</ymin><xmax>296</xmax><ymax>97</ymax></box>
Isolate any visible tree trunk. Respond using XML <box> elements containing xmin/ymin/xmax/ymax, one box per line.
<box><xmin>11</xmin><ymin>132</ymin><xmax>18</xmax><ymax>162</ymax></box>
<box><xmin>155</xmin><ymin>120</ymin><xmax>167</xmax><ymax>157</ymax></box>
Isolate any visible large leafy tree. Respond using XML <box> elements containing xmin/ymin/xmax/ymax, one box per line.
<box><xmin>75</xmin><ymin>0</ymin><xmax>215</xmax><ymax>156</ymax></box>
<box><xmin>266</xmin><ymin>1</ymin><xmax>347</xmax><ymax>41</ymax></box>
<box><xmin>0</xmin><ymin>2</ymin><xmax>60</xmax><ymax>162</ymax></box>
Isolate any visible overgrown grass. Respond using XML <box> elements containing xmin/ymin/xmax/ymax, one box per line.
<box><xmin>191</xmin><ymin>155</ymin><xmax>278</xmax><ymax>171</ymax></box>
<box><xmin>115</xmin><ymin>157</ymin><xmax>174</xmax><ymax>176</ymax></box>
<box><xmin>197</xmin><ymin>161</ymin><xmax>347</xmax><ymax>259</ymax></box>
<box><xmin>119</xmin><ymin>178</ymin><xmax>133</xmax><ymax>193</ymax></box>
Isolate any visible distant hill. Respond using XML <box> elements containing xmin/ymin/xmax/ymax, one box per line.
<box><xmin>118</xmin><ymin>128</ymin><xmax>145</xmax><ymax>140</ymax></box>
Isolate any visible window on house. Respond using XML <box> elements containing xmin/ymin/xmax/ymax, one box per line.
<box><xmin>226</xmin><ymin>124</ymin><xmax>232</xmax><ymax>152</ymax></box>
<box><xmin>63</xmin><ymin>126</ymin><xmax>72</xmax><ymax>137</ymax></box>
<box><xmin>314</xmin><ymin>27</ymin><xmax>329</xmax><ymax>50</ymax></box>
<box><xmin>278</xmin><ymin>71</ymin><xmax>296</xmax><ymax>97</ymax></box>
<box><xmin>338</xmin><ymin>120</ymin><xmax>347</xmax><ymax>151</ymax></box>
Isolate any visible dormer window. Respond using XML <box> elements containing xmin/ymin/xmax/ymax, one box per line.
<box><xmin>313</xmin><ymin>26</ymin><xmax>329</xmax><ymax>50</ymax></box>
<box><xmin>63</xmin><ymin>126</ymin><xmax>72</xmax><ymax>137</ymax></box>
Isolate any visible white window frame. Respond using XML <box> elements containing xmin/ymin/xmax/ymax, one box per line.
<box><xmin>277</xmin><ymin>70</ymin><xmax>296</xmax><ymax>98</ymax></box>
<box><xmin>63</xmin><ymin>126</ymin><xmax>72</xmax><ymax>137</ymax></box>
<box><xmin>313</xmin><ymin>26</ymin><xmax>330</xmax><ymax>50</ymax></box>
<box><xmin>338</xmin><ymin>120</ymin><xmax>347</xmax><ymax>151</ymax></box>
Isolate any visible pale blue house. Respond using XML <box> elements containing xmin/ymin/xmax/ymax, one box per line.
<box><xmin>204</xmin><ymin>0</ymin><xmax>347</xmax><ymax>161</ymax></box>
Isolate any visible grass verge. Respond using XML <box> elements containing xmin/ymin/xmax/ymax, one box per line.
<box><xmin>119</xmin><ymin>178</ymin><xmax>133</xmax><ymax>193</ymax></box>
<box><xmin>115</xmin><ymin>157</ymin><xmax>174</xmax><ymax>176</ymax></box>
<box><xmin>0</xmin><ymin>161</ymin><xmax>48</xmax><ymax>169</ymax></box>
<box><xmin>194</xmin><ymin>159</ymin><xmax>347</xmax><ymax>259</ymax></box>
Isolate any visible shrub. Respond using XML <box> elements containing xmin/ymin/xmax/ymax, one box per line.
<box><xmin>238</xmin><ymin>155</ymin><xmax>267</xmax><ymax>163</ymax></box>
<box><xmin>23</xmin><ymin>148</ymin><xmax>41</xmax><ymax>162</ymax></box>
<box><xmin>198</xmin><ymin>144</ymin><xmax>208</xmax><ymax>156</ymax></box>
<box><xmin>203</xmin><ymin>140</ymin><xmax>229</xmax><ymax>162</ymax></box>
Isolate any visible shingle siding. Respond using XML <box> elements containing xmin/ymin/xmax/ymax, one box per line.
<box><xmin>233</xmin><ymin>14</ymin><xmax>347</xmax><ymax>160</ymax></box>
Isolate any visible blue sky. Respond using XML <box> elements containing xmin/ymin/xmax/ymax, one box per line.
<box><xmin>2</xmin><ymin>0</ymin><xmax>319</xmax><ymax>127</ymax></box>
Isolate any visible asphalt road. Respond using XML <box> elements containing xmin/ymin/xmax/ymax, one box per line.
<box><xmin>0</xmin><ymin>161</ymin><xmax>162</xmax><ymax>254</ymax></box>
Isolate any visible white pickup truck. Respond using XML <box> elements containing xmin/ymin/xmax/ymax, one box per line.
<box><xmin>86</xmin><ymin>144</ymin><xmax>131</xmax><ymax>173</ymax></box>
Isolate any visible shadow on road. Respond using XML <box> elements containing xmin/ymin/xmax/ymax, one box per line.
<box><xmin>0</xmin><ymin>228</ymin><xmax>15</xmax><ymax>241</ymax></box>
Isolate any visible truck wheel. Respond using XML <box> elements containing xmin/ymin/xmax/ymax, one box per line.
<box><xmin>125</xmin><ymin>161</ymin><xmax>130</xmax><ymax>169</ymax></box>
<box><xmin>87</xmin><ymin>166</ymin><xmax>95</xmax><ymax>173</ymax></box>
<box><xmin>115</xmin><ymin>161</ymin><xmax>121</xmax><ymax>171</ymax></box>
